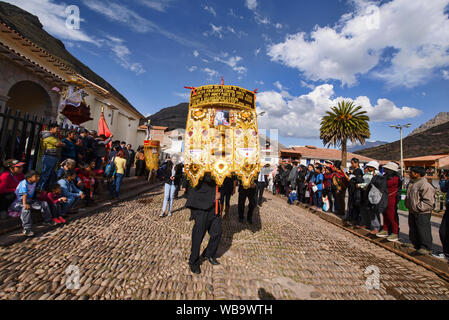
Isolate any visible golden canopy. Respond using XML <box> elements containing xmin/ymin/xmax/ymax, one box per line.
<box><xmin>184</xmin><ymin>84</ymin><xmax>261</xmax><ymax>188</ymax></box>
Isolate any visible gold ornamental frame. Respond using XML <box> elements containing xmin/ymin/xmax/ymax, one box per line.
<box><xmin>184</xmin><ymin>84</ymin><xmax>261</xmax><ymax>188</ymax></box>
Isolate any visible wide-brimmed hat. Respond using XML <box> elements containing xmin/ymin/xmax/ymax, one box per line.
<box><xmin>383</xmin><ymin>162</ymin><xmax>399</xmax><ymax>172</ymax></box>
<box><xmin>3</xmin><ymin>159</ymin><xmax>25</xmax><ymax>168</ymax></box>
<box><xmin>366</xmin><ymin>161</ymin><xmax>379</xmax><ymax>170</ymax></box>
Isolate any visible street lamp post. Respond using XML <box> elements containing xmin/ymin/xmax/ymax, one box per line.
<box><xmin>390</xmin><ymin>123</ymin><xmax>411</xmax><ymax>179</ymax></box>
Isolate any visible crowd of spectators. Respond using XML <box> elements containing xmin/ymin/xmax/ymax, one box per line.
<box><xmin>271</xmin><ymin>158</ymin><xmax>448</xmax><ymax>260</ymax></box>
<box><xmin>0</xmin><ymin>124</ymin><xmax>146</xmax><ymax>237</ymax></box>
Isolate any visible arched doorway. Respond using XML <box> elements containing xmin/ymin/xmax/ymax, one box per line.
<box><xmin>6</xmin><ymin>80</ymin><xmax>53</xmax><ymax>119</ymax></box>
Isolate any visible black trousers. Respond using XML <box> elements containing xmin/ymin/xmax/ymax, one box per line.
<box><xmin>189</xmin><ymin>207</ymin><xmax>222</xmax><ymax>265</ymax></box>
<box><xmin>238</xmin><ymin>188</ymin><xmax>256</xmax><ymax>221</ymax></box>
<box><xmin>135</xmin><ymin>160</ymin><xmax>146</xmax><ymax>176</ymax></box>
<box><xmin>440</xmin><ymin>206</ymin><xmax>449</xmax><ymax>256</ymax></box>
<box><xmin>256</xmin><ymin>182</ymin><xmax>265</xmax><ymax>205</ymax></box>
<box><xmin>125</xmin><ymin>164</ymin><xmax>132</xmax><ymax>177</ymax></box>
<box><xmin>408</xmin><ymin>212</ymin><xmax>433</xmax><ymax>251</ymax></box>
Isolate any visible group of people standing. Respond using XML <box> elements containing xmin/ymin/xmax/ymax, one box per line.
<box><xmin>272</xmin><ymin>158</ymin><xmax>448</xmax><ymax>258</ymax></box>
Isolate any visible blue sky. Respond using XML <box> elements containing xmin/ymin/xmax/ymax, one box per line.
<box><xmin>6</xmin><ymin>0</ymin><xmax>449</xmax><ymax>148</ymax></box>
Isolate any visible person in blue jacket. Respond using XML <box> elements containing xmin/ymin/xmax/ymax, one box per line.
<box><xmin>313</xmin><ymin>165</ymin><xmax>324</xmax><ymax>209</ymax></box>
<box><xmin>57</xmin><ymin>170</ymin><xmax>85</xmax><ymax>215</ymax></box>
<box><xmin>439</xmin><ymin>170</ymin><xmax>449</xmax><ymax>261</ymax></box>
<box><xmin>61</xmin><ymin>130</ymin><xmax>78</xmax><ymax>163</ymax></box>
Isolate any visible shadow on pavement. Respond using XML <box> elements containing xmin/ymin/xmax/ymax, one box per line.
<box><xmin>258</xmin><ymin>288</ymin><xmax>276</xmax><ymax>300</ymax></box>
<box><xmin>216</xmin><ymin>202</ymin><xmax>262</xmax><ymax>258</ymax></box>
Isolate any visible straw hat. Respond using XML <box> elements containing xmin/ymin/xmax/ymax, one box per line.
<box><xmin>366</xmin><ymin>161</ymin><xmax>379</xmax><ymax>170</ymax></box>
<box><xmin>383</xmin><ymin>161</ymin><xmax>399</xmax><ymax>172</ymax></box>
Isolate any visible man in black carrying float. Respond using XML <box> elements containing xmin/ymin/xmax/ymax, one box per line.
<box><xmin>183</xmin><ymin>81</ymin><xmax>261</xmax><ymax>275</ymax></box>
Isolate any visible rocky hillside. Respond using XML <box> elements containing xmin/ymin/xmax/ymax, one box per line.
<box><xmin>409</xmin><ymin>112</ymin><xmax>449</xmax><ymax>136</ymax></box>
<box><xmin>348</xmin><ymin>140</ymin><xmax>389</xmax><ymax>153</ymax></box>
<box><xmin>356</xmin><ymin>120</ymin><xmax>449</xmax><ymax>160</ymax></box>
<box><xmin>146</xmin><ymin>103</ymin><xmax>189</xmax><ymax>130</ymax></box>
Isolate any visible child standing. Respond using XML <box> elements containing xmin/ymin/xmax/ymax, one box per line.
<box><xmin>39</xmin><ymin>183</ymin><xmax>68</xmax><ymax>224</ymax></box>
<box><xmin>9</xmin><ymin>171</ymin><xmax>55</xmax><ymax>237</ymax></box>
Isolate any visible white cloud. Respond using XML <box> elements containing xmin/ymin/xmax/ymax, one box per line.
<box><xmin>203</xmin><ymin>24</ymin><xmax>224</xmax><ymax>39</ymax></box>
<box><xmin>443</xmin><ymin>70</ymin><xmax>449</xmax><ymax>80</ymax></box>
<box><xmin>4</xmin><ymin>0</ymin><xmax>95</xmax><ymax>43</ymax></box>
<box><xmin>187</xmin><ymin>66</ymin><xmax>197</xmax><ymax>72</ymax></box>
<box><xmin>245</xmin><ymin>0</ymin><xmax>258</xmax><ymax>11</ymax></box>
<box><xmin>202</xmin><ymin>68</ymin><xmax>219</xmax><ymax>80</ymax></box>
<box><xmin>137</xmin><ymin>0</ymin><xmax>174</xmax><ymax>12</ymax></box>
<box><xmin>106</xmin><ymin>36</ymin><xmax>146</xmax><ymax>75</ymax></box>
<box><xmin>174</xmin><ymin>92</ymin><xmax>190</xmax><ymax>100</ymax></box>
<box><xmin>193</xmin><ymin>50</ymin><xmax>199</xmax><ymax>57</ymax></box>
<box><xmin>254</xmin><ymin>13</ymin><xmax>270</xmax><ymax>25</ymax></box>
<box><xmin>268</xmin><ymin>0</ymin><xmax>449</xmax><ymax>88</ymax></box>
<box><xmin>228</xmin><ymin>8</ymin><xmax>244</xmax><ymax>19</ymax></box>
<box><xmin>256</xmin><ymin>80</ymin><xmax>264</xmax><ymax>85</ymax></box>
<box><xmin>254</xmin><ymin>48</ymin><xmax>261</xmax><ymax>56</ymax></box>
<box><xmin>275</xmin><ymin>23</ymin><xmax>283</xmax><ymax>29</ymax></box>
<box><xmin>301</xmin><ymin>80</ymin><xmax>316</xmax><ymax>90</ymax></box>
<box><xmin>273</xmin><ymin>81</ymin><xmax>292</xmax><ymax>99</ymax></box>
<box><xmin>83</xmin><ymin>0</ymin><xmax>201</xmax><ymax>48</ymax></box>
<box><xmin>214</xmin><ymin>54</ymin><xmax>247</xmax><ymax>74</ymax></box>
<box><xmin>204</xmin><ymin>5</ymin><xmax>216</xmax><ymax>16</ymax></box>
<box><xmin>257</xmin><ymin>84</ymin><xmax>422</xmax><ymax>139</ymax></box>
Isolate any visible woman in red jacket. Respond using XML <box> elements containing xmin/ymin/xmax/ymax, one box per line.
<box><xmin>376</xmin><ymin>162</ymin><xmax>401</xmax><ymax>242</ymax></box>
<box><xmin>0</xmin><ymin>159</ymin><xmax>25</xmax><ymax>218</ymax></box>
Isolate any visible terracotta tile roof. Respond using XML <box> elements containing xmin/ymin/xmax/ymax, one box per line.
<box><xmin>404</xmin><ymin>154</ymin><xmax>449</xmax><ymax>162</ymax></box>
<box><xmin>282</xmin><ymin>146</ymin><xmax>375</xmax><ymax>162</ymax></box>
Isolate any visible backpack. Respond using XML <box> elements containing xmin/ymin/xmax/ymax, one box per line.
<box><xmin>332</xmin><ymin>174</ymin><xmax>347</xmax><ymax>192</ymax></box>
<box><xmin>287</xmin><ymin>191</ymin><xmax>298</xmax><ymax>204</ymax></box>
<box><xmin>368</xmin><ymin>176</ymin><xmax>388</xmax><ymax>213</ymax></box>
<box><xmin>105</xmin><ymin>156</ymin><xmax>116</xmax><ymax>178</ymax></box>
<box><xmin>368</xmin><ymin>184</ymin><xmax>382</xmax><ymax>205</ymax></box>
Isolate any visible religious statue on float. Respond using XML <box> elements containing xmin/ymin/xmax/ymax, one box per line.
<box><xmin>143</xmin><ymin>120</ymin><xmax>160</xmax><ymax>182</ymax></box>
<box><xmin>58</xmin><ymin>77</ymin><xmax>93</xmax><ymax>126</ymax></box>
<box><xmin>183</xmin><ymin>82</ymin><xmax>261</xmax><ymax>188</ymax></box>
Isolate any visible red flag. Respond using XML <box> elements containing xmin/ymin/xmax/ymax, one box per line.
<box><xmin>98</xmin><ymin>108</ymin><xmax>112</xmax><ymax>149</ymax></box>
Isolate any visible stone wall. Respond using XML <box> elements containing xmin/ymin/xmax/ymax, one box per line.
<box><xmin>0</xmin><ymin>56</ymin><xmax>60</xmax><ymax>119</ymax></box>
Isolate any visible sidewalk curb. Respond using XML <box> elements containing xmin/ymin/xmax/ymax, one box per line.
<box><xmin>0</xmin><ymin>182</ymin><xmax>164</xmax><ymax>247</ymax></box>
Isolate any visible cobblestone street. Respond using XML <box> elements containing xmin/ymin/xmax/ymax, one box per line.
<box><xmin>0</xmin><ymin>187</ymin><xmax>449</xmax><ymax>300</ymax></box>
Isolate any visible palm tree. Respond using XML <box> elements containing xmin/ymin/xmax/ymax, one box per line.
<box><xmin>320</xmin><ymin>101</ymin><xmax>370</xmax><ymax>168</ymax></box>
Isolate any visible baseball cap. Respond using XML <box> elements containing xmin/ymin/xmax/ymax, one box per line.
<box><xmin>3</xmin><ymin>159</ymin><xmax>26</xmax><ymax>168</ymax></box>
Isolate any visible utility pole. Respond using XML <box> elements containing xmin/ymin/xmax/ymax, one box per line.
<box><xmin>390</xmin><ymin>123</ymin><xmax>411</xmax><ymax>179</ymax></box>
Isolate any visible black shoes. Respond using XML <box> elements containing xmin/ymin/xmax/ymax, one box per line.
<box><xmin>206</xmin><ymin>257</ymin><xmax>220</xmax><ymax>265</ymax></box>
<box><xmin>190</xmin><ymin>264</ymin><xmax>201</xmax><ymax>274</ymax></box>
<box><xmin>200</xmin><ymin>253</ymin><xmax>220</xmax><ymax>265</ymax></box>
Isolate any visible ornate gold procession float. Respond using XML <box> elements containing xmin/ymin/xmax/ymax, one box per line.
<box><xmin>183</xmin><ymin>83</ymin><xmax>261</xmax><ymax>188</ymax></box>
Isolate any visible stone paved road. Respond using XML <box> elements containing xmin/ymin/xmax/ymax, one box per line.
<box><xmin>0</xmin><ymin>188</ymin><xmax>449</xmax><ymax>300</ymax></box>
